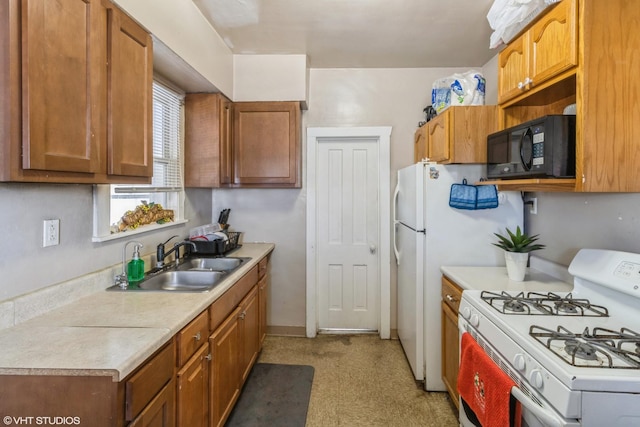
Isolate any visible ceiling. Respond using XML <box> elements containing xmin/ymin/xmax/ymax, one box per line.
<box><xmin>192</xmin><ymin>0</ymin><xmax>500</xmax><ymax>68</ymax></box>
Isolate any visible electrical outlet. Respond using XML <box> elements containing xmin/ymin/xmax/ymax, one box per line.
<box><xmin>529</xmin><ymin>198</ymin><xmax>538</xmax><ymax>215</ymax></box>
<box><xmin>43</xmin><ymin>219</ymin><xmax>60</xmax><ymax>247</ymax></box>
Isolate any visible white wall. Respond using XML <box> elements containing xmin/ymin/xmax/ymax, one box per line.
<box><xmin>525</xmin><ymin>192</ymin><xmax>640</xmax><ymax>265</ymax></box>
<box><xmin>113</xmin><ymin>0</ymin><xmax>234</xmax><ymax>96</ymax></box>
<box><xmin>214</xmin><ymin>67</ymin><xmax>471</xmax><ymax>330</ymax></box>
<box><xmin>0</xmin><ymin>186</ymin><xmax>213</xmax><ymax>301</ymax></box>
<box><xmin>233</xmin><ymin>55</ymin><xmax>309</xmax><ymax>106</ymax></box>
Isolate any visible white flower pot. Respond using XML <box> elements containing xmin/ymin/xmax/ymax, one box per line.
<box><xmin>504</xmin><ymin>251</ymin><xmax>529</xmax><ymax>281</ymax></box>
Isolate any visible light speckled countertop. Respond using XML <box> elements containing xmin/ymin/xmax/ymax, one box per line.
<box><xmin>440</xmin><ymin>264</ymin><xmax>573</xmax><ymax>293</ymax></box>
<box><xmin>0</xmin><ymin>243</ymin><xmax>274</xmax><ymax>381</ymax></box>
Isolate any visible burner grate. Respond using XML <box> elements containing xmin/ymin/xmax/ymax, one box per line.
<box><xmin>530</xmin><ymin>325</ymin><xmax>640</xmax><ymax>369</ymax></box>
<box><xmin>480</xmin><ymin>291</ymin><xmax>609</xmax><ymax>317</ymax></box>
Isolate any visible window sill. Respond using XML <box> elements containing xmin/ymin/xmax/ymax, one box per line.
<box><xmin>92</xmin><ymin>219</ymin><xmax>189</xmax><ymax>243</ymax></box>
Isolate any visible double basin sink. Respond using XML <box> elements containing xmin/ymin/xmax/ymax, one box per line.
<box><xmin>110</xmin><ymin>257</ymin><xmax>250</xmax><ymax>293</ymax></box>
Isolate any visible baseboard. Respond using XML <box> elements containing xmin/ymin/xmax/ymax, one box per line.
<box><xmin>267</xmin><ymin>325</ymin><xmax>307</xmax><ymax>337</ymax></box>
<box><xmin>266</xmin><ymin>326</ymin><xmax>399</xmax><ymax>339</ymax></box>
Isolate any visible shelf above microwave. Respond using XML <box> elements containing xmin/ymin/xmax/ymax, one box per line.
<box><xmin>476</xmin><ymin>178</ymin><xmax>577</xmax><ymax>192</ymax></box>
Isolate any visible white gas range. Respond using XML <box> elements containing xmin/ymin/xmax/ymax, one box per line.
<box><xmin>458</xmin><ymin>249</ymin><xmax>640</xmax><ymax>427</ymax></box>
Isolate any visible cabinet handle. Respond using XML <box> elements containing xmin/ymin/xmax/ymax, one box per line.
<box><xmin>445</xmin><ymin>294</ymin><xmax>458</xmax><ymax>303</ymax></box>
<box><xmin>193</xmin><ymin>332</ymin><xmax>201</xmax><ymax>341</ymax></box>
<box><xmin>517</xmin><ymin>81</ymin><xmax>525</xmax><ymax>89</ymax></box>
<box><xmin>239</xmin><ymin>312</ymin><xmax>246</xmax><ymax>320</ymax></box>
<box><xmin>524</xmin><ymin>77</ymin><xmax>533</xmax><ymax>86</ymax></box>
<box><xmin>205</xmin><ymin>353</ymin><xmax>212</xmax><ymax>361</ymax></box>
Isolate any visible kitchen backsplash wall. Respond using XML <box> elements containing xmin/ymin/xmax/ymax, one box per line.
<box><xmin>525</xmin><ymin>192</ymin><xmax>640</xmax><ymax>266</ymax></box>
<box><xmin>0</xmin><ymin>184</ymin><xmax>213</xmax><ymax>301</ymax></box>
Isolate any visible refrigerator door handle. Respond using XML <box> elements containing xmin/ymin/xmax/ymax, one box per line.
<box><xmin>393</xmin><ymin>179</ymin><xmax>401</xmax><ymax>265</ymax></box>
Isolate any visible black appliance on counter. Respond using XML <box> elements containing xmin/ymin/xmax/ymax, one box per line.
<box><xmin>486</xmin><ymin>115</ymin><xmax>576</xmax><ymax>180</ymax></box>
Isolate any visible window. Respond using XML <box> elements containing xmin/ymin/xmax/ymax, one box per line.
<box><xmin>92</xmin><ymin>79</ymin><xmax>186</xmax><ymax>241</ymax></box>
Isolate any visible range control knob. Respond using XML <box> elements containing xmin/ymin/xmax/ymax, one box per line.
<box><xmin>470</xmin><ymin>313</ymin><xmax>480</xmax><ymax>327</ymax></box>
<box><xmin>461</xmin><ymin>307</ymin><xmax>471</xmax><ymax>319</ymax></box>
<box><xmin>513</xmin><ymin>354</ymin><xmax>526</xmax><ymax>371</ymax></box>
<box><xmin>503</xmin><ymin>166</ymin><xmax>510</xmax><ymax>173</ymax></box>
<box><xmin>530</xmin><ymin>369</ymin><xmax>544</xmax><ymax>389</ymax></box>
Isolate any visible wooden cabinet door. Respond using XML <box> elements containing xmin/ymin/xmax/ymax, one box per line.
<box><xmin>184</xmin><ymin>93</ymin><xmax>232</xmax><ymax>188</ymax></box>
<box><xmin>232</xmin><ymin>102</ymin><xmax>301</xmax><ymax>187</ymax></box>
<box><xmin>413</xmin><ymin>126</ymin><xmax>428</xmax><ymax>163</ymax></box>
<box><xmin>210</xmin><ymin>307</ymin><xmax>241</xmax><ymax>427</ymax></box>
<box><xmin>498</xmin><ymin>32</ymin><xmax>529</xmax><ymax>104</ymax></box>
<box><xmin>21</xmin><ymin>0</ymin><xmax>105</xmax><ymax>174</ymax></box>
<box><xmin>106</xmin><ymin>4</ymin><xmax>153</xmax><ymax>178</ymax></box>
<box><xmin>239</xmin><ymin>285</ymin><xmax>260</xmax><ymax>383</ymax></box>
<box><xmin>177</xmin><ymin>344</ymin><xmax>210</xmax><ymax>427</ymax></box>
<box><xmin>427</xmin><ymin>113</ymin><xmax>450</xmax><ymax>163</ymax></box>
<box><xmin>441</xmin><ymin>302</ymin><xmax>459</xmax><ymax>409</ymax></box>
<box><xmin>129</xmin><ymin>378</ymin><xmax>176</xmax><ymax>427</ymax></box>
<box><xmin>258</xmin><ymin>274</ymin><xmax>268</xmax><ymax>350</ymax></box>
<box><xmin>529</xmin><ymin>0</ymin><xmax>577</xmax><ymax>89</ymax></box>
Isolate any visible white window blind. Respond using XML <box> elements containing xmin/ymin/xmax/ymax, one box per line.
<box><xmin>114</xmin><ymin>80</ymin><xmax>184</xmax><ymax>194</ymax></box>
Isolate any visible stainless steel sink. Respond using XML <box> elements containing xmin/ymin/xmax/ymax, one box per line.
<box><xmin>177</xmin><ymin>257</ymin><xmax>249</xmax><ymax>272</ymax></box>
<box><xmin>137</xmin><ymin>271</ymin><xmax>225</xmax><ymax>292</ymax></box>
<box><xmin>106</xmin><ymin>256</ymin><xmax>251</xmax><ymax>292</ymax></box>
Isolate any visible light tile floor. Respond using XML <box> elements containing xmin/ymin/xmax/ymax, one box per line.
<box><xmin>257</xmin><ymin>334</ymin><xmax>459</xmax><ymax>427</ymax></box>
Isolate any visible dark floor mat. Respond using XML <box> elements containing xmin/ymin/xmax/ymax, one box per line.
<box><xmin>225</xmin><ymin>363</ymin><xmax>315</xmax><ymax>427</ymax></box>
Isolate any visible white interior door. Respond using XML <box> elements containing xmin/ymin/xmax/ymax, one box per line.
<box><xmin>306</xmin><ymin>127</ymin><xmax>391</xmax><ymax>338</ymax></box>
<box><xmin>317</xmin><ymin>139</ymin><xmax>379</xmax><ymax>331</ymax></box>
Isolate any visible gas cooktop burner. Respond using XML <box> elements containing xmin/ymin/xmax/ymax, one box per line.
<box><xmin>480</xmin><ymin>291</ymin><xmax>609</xmax><ymax>317</ymax></box>
<box><xmin>530</xmin><ymin>326</ymin><xmax>640</xmax><ymax>368</ymax></box>
<box><xmin>503</xmin><ymin>299</ymin><xmax>526</xmax><ymax>312</ymax></box>
<box><xmin>565</xmin><ymin>339</ymin><xmax>598</xmax><ymax>361</ymax></box>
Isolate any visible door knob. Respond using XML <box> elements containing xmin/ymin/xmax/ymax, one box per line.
<box><xmin>369</xmin><ymin>244</ymin><xmax>377</xmax><ymax>254</ymax></box>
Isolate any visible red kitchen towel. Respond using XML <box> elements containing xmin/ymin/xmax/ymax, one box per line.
<box><xmin>458</xmin><ymin>332</ymin><xmax>521</xmax><ymax>427</ymax></box>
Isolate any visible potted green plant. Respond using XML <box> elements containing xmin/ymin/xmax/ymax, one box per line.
<box><xmin>492</xmin><ymin>226</ymin><xmax>545</xmax><ymax>281</ymax></box>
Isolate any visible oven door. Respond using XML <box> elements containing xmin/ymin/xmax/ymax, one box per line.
<box><xmin>458</xmin><ymin>317</ymin><xmax>580</xmax><ymax>427</ymax></box>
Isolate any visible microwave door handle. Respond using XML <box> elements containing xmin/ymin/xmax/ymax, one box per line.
<box><xmin>511</xmin><ymin>387</ymin><xmax>562</xmax><ymax>427</ymax></box>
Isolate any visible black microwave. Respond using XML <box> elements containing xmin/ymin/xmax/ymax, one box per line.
<box><xmin>486</xmin><ymin>115</ymin><xmax>576</xmax><ymax>180</ymax></box>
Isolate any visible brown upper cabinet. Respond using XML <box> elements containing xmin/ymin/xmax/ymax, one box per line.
<box><xmin>493</xmin><ymin>0</ymin><xmax>640</xmax><ymax>192</ymax></box>
<box><xmin>232</xmin><ymin>101</ymin><xmax>301</xmax><ymax>188</ymax></box>
<box><xmin>0</xmin><ymin>0</ymin><xmax>152</xmax><ymax>184</ymax></box>
<box><xmin>498</xmin><ymin>0</ymin><xmax>577</xmax><ymax>104</ymax></box>
<box><xmin>184</xmin><ymin>93</ymin><xmax>233</xmax><ymax>188</ymax></box>
<box><xmin>413</xmin><ymin>125</ymin><xmax>428</xmax><ymax>163</ymax></box>
<box><xmin>185</xmin><ymin>99</ymin><xmax>302</xmax><ymax>188</ymax></box>
<box><xmin>420</xmin><ymin>106</ymin><xmax>498</xmax><ymax>164</ymax></box>
<box><xmin>106</xmin><ymin>4</ymin><xmax>154</xmax><ymax>179</ymax></box>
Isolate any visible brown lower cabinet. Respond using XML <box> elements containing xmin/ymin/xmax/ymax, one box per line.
<box><xmin>176</xmin><ymin>344</ymin><xmax>210</xmax><ymax>427</ymax></box>
<box><xmin>441</xmin><ymin>275</ymin><xmax>463</xmax><ymax>409</ymax></box>
<box><xmin>0</xmin><ymin>254</ymin><xmax>271</xmax><ymax>427</ymax></box>
<box><xmin>129</xmin><ymin>378</ymin><xmax>176</xmax><ymax>427</ymax></box>
<box><xmin>210</xmin><ymin>306</ymin><xmax>242</xmax><ymax>427</ymax></box>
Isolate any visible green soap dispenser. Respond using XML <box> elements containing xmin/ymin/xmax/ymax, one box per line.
<box><xmin>127</xmin><ymin>244</ymin><xmax>145</xmax><ymax>283</ymax></box>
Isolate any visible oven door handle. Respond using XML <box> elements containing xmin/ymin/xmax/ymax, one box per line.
<box><xmin>511</xmin><ymin>387</ymin><xmax>562</xmax><ymax>427</ymax></box>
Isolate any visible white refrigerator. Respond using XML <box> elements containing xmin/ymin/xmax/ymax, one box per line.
<box><xmin>393</xmin><ymin>162</ymin><xmax>523</xmax><ymax>390</ymax></box>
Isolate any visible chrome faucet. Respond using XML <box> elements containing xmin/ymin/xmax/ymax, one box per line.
<box><xmin>115</xmin><ymin>240</ymin><xmax>143</xmax><ymax>289</ymax></box>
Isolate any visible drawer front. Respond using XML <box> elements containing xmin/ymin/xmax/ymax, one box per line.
<box><xmin>210</xmin><ymin>265</ymin><xmax>258</xmax><ymax>332</ymax></box>
<box><xmin>125</xmin><ymin>339</ymin><xmax>176</xmax><ymax>421</ymax></box>
<box><xmin>177</xmin><ymin>310</ymin><xmax>209</xmax><ymax>367</ymax></box>
<box><xmin>441</xmin><ymin>276</ymin><xmax>462</xmax><ymax>314</ymax></box>
<box><xmin>258</xmin><ymin>257</ymin><xmax>268</xmax><ymax>279</ymax></box>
